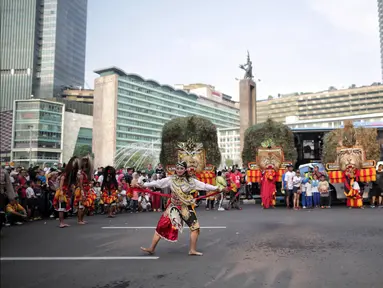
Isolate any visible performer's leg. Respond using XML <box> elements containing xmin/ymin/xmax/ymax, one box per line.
<box><xmin>78</xmin><ymin>208</ymin><xmax>85</xmax><ymax>224</ymax></box>
<box><xmin>141</xmin><ymin>232</ymin><xmax>161</xmax><ymax>254</ymax></box>
<box><xmin>59</xmin><ymin>211</ymin><xmax>69</xmax><ymax>227</ymax></box>
<box><xmin>189</xmin><ymin>229</ymin><xmax>203</xmax><ymax>256</ymax></box>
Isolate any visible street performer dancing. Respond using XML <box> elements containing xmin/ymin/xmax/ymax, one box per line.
<box><xmin>140</xmin><ymin>161</ymin><xmax>225</xmax><ymax>256</ymax></box>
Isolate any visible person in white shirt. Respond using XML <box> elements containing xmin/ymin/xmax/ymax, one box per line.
<box><xmin>26</xmin><ymin>181</ymin><xmax>39</xmax><ymax>220</ymax></box>
<box><xmin>139</xmin><ymin>193</ymin><xmax>151</xmax><ymax>212</ymax></box>
<box><xmin>292</xmin><ymin>170</ymin><xmax>302</xmax><ymax>210</ymax></box>
<box><xmin>284</xmin><ymin>165</ymin><xmax>295</xmax><ymax>208</ymax></box>
<box><xmin>305</xmin><ymin>181</ymin><xmax>313</xmax><ymax>208</ymax></box>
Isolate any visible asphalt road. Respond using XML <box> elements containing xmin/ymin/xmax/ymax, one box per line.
<box><xmin>1</xmin><ymin>206</ymin><xmax>383</xmax><ymax>288</ymax></box>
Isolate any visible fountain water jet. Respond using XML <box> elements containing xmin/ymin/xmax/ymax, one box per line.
<box><xmin>114</xmin><ymin>140</ymin><xmax>160</xmax><ymax>171</ymax></box>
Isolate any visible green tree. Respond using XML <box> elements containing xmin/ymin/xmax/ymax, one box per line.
<box><xmin>242</xmin><ymin>118</ymin><xmax>297</xmax><ymax>165</ymax></box>
<box><xmin>73</xmin><ymin>145</ymin><xmax>93</xmax><ymax>158</ymax></box>
<box><xmin>225</xmin><ymin>158</ymin><xmax>234</xmax><ymax>167</ymax></box>
<box><xmin>160</xmin><ymin>116</ymin><xmax>221</xmax><ymax>167</ymax></box>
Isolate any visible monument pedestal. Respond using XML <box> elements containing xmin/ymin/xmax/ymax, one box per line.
<box><xmin>239</xmin><ymin>79</ymin><xmax>257</xmax><ymax>152</ymax></box>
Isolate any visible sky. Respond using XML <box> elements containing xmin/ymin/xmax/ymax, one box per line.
<box><xmin>85</xmin><ymin>0</ymin><xmax>381</xmax><ymax>101</ymax></box>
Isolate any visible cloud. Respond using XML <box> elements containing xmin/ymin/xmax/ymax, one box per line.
<box><xmin>308</xmin><ymin>0</ymin><xmax>379</xmax><ymax>36</ymax></box>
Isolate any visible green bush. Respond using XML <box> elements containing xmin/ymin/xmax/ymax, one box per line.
<box><xmin>242</xmin><ymin>118</ymin><xmax>297</xmax><ymax>165</ymax></box>
<box><xmin>160</xmin><ymin>116</ymin><xmax>221</xmax><ymax>167</ymax></box>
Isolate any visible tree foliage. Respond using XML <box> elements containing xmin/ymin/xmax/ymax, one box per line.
<box><xmin>160</xmin><ymin>116</ymin><xmax>221</xmax><ymax>167</ymax></box>
<box><xmin>73</xmin><ymin>145</ymin><xmax>93</xmax><ymax>158</ymax></box>
<box><xmin>242</xmin><ymin>118</ymin><xmax>297</xmax><ymax>165</ymax></box>
<box><xmin>225</xmin><ymin>158</ymin><xmax>234</xmax><ymax>167</ymax></box>
<box><xmin>322</xmin><ymin>124</ymin><xmax>381</xmax><ymax>163</ymax></box>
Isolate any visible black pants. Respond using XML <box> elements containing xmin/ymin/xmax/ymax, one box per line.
<box><xmin>206</xmin><ymin>199</ymin><xmax>214</xmax><ymax>209</ymax></box>
<box><xmin>320</xmin><ymin>196</ymin><xmax>330</xmax><ymax>207</ymax></box>
<box><xmin>229</xmin><ymin>191</ymin><xmax>240</xmax><ymax>209</ymax></box>
<box><xmin>132</xmin><ymin>200</ymin><xmax>138</xmax><ymax>212</ymax></box>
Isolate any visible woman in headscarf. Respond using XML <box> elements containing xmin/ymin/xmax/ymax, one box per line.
<box><xmin>140</xmin><ymin>161</ymin><xmax>225</xmax><ymax>256</ymax></box>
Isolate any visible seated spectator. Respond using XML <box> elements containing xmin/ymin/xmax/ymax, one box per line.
<box><xmin>6</xmin><ymin>198</ymin><xmax>27</xmax><ymax>225</ymax></box>
<box><xmin>139</xmin><ymin>193</ymin><xmax>151</xmax><ymax>212</ymax></box>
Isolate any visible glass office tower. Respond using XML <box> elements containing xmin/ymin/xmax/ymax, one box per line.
<box><xmin>0</xmin><ymin>0</ymin><xmax>87</xmax><ymax>110</ymax></box>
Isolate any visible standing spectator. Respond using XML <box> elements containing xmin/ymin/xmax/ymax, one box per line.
<box><xmin>150</xmin><ymin>174</ymin><xmax>162</xmax><ymax>212</ymax></box>
<box><xmin>284</xmin><ymin>165</ymin><xmax>295</xmax><ymax>209</ymax></box>
<box><xmin>17</xmin><ymin>169</ymin><xmax>28</xmax><ymax>209</ymax></box>
<box><xmin>26</xmin><ymin>181</ymin><xmax>38</xmax><ymax>220</ymax></box>
<box><xmin>145</xmin><ymin>164</ymin><xmax>155</xmax><ymax>179</ymax></box>
<box><xmin>318</xmin><ymin>175</ymin><xmax>330</xmax><ymax>209</ymax></box>
<box><xmin>124</xmin><ymin>168</ymin><xmax>133</xmax><ymax>185</ymax></box>
<box><xmin>305</xmin><ymin>179</ymin><xmax>313</xmax><ymax>209</ymax></box>
<box><xmin>155</xmin><ymin>163</ymin><xmax>165</xmax><ymax>176</ymax></box>
<box><xmin>6</xmin><ymin>198</ymin><xmax>27</xmax><ymax>225</ymax></box>
<box><xmin>0</xmin><ymin>167</ymin><xmax>17</xmax><ymax>232</ymax></box>
<box><xmin>215</xmin><ymin>171</ymin><xmax>227</xmax><ymax>211</ymax></box>
<box><xmin>371</xmin><ymin>164</ymin><xmax>383</xmax><ymax>208</ymax></box>
<box><xmin>312</xmin><ymin>174</ymin><xmax>320</xmax><ymax>208</ymax></box>
<box><xmin>293</xmin><ymin>170</ymin><xmax>302</xmax><ymax>210</ymax></box>
<box><xmin>376</xmin><ymin>164</ymin><xmax>383</xmax><ymax>208</ymax></box>
<box><xmin>130</xmin><ymin>172</ymin><xmax>140</xmax><ymax>213</ymax></box>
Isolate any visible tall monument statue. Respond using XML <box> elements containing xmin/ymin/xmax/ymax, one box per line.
<box><xmin>239</xmin><ymin>50</ymin><xmax>254</xmax><ymax>79</ymax></box>
<box><xmin>238</xmin><ymin>51</ymin><xmax>257</xmax><ymax>152</ymax></box>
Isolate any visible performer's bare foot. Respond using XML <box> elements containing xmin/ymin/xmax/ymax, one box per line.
<box><xmin>140</xmin><ymin>247</ymin><xmax>154</xmax><ymax>255</ymax></box>
<box><xmin>189</xmin><ymin>251</ymin><xmax>203</xmax><ymax>256</ymax></box>
<box><xmin>78</xmin><ymin>221</ymin><xmax>86</xmax><ymax>225</ymax></box>
<box><xmin>59</xmin><ymin>224</ymin><xmax>70</xmax><ymax>228</ymax></box>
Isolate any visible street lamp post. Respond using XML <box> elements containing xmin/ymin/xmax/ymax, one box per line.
<box><xmin>28</xmin><ymin>125</ymin><xmax>33</xmax><ymax>167</ymax></box>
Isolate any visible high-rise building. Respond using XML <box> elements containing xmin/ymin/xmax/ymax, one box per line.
<box><xmin>93</xmin><ymin>67</ymin><xmax>240</xmax><ymax>168</ymax></box>
<box><xmin>0</xmin><ymin>0</ymin><xmax>87</xmax><ymax>110</ymax></box>
<box><xmin>11</xmin><ymin>99</ymin><xmax>93</xmax><ymax>166</ymax></box>
<box><xmin>379</xmin><ymin>0</ymin><xmax>383</xmax><ymax>79</ymax></box>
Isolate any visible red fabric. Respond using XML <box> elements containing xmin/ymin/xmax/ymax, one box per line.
<box><xmin>260</xmin><ymin>170</ymin><xmax>276</xmax><ymax>209</ymax></box>
<box><xmin>151</xmin><ymin>193</ymin><xmax>161</xmax><ymax>210</ymax></box>
<box><xmin>18</xmin><ymin>175</ymin><xmax>27</xmax><ymax>198</ymax></box>
<box><xmin>155</xmin><ymin>214</ymin><xmax>179</xmax><ymax>242</ymax></box>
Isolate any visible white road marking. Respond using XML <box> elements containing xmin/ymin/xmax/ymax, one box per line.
<box><xmin>101</xmin><ymin>226</ymin><xmax>227</xmax><ymax>229</ymax></box>
<box><xmin>0</xmin><ymin>256</ymin><xmax>159</xmax><ymax>261</ymax></box>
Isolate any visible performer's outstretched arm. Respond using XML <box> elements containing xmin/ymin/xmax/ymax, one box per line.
<box><xmin>143</xmin><ymin>177</ymin><xmax>171</xmax><ymax>189</ymax></box>
<box><xmin>193</xmin><ymin>179</ymin><xmax>221</xmax><ymax>192</ymax></box>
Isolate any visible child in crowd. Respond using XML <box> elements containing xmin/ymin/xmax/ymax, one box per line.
<box><xmin>293</xmin><ymin>170</ymin><xmax>302</xmax><ymax>210</ymax></box>
<box><xmin>305</xmin><ymin>179</ymin><xmax>313</xmax><ymax>208</ymax></box>
<box><xmin>311</xmin><ymin>174</ymin><xmax>320</xmax><ymax>208</ymax></box>
<box><xmin>319</xmin><ymin>175</ymin><xmax>330</xmax><ymax>208</ymax></box>
<box><xmin>117</xmin><ymin>184</ymin><xmax>128</xmax><ymax>213</ymax></box>
<box><xmin>26</xmin><ymin>181</ymin><xmax>39</xmax><ymax>220</ymax></box>
<box><xmin>93</xmin><ymin>181</ymin><xmax>103</xmax><ymax>214</ymax></box>
<box><xmin>139</xmin><ymin>192</ymin><xmax>151</xmax><ymax>212</ymax></box>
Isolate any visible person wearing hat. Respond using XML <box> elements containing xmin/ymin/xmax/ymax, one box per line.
<box><xmin>141</xmin><ymin>161</ymin><xmax>227</xmax><ymax>256</ymax></box>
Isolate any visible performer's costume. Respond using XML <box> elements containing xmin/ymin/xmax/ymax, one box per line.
<box><xmin>344</xmin><ymin>167</ymin><xmax>362</xmax><ymax>208</ymax></box>
<box><xmin>144</xmin><ymin>173</ymin><xmax>220</xmax><ymax>242</ymax></box>
<box><xmin>53</xmin><ymin>181</ymin><xmax>71</xmax><ymax>212</ymax></box>
<box><xmin>260</xmin><ymin>167</ymin><xmax>276</xmax><ymax>209</ymax></box>
<box><xmin>101</xmin><ymin>166</ymin><xmax>118</xmax><ymax>207</ymax></box>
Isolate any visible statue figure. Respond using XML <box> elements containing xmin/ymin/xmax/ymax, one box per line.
<box><xmin>239</xmin><ymin>50</ymin><xmax>254</xmax><ymax>79</ymax></box>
